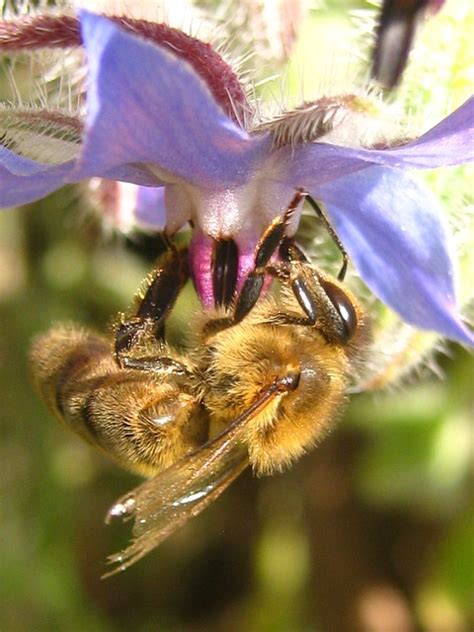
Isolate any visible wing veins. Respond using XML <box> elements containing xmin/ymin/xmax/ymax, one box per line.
<box><xmin>103</xmin><ymin>379</ymin><xmax>286</xmax><ymax>576</ymax></box>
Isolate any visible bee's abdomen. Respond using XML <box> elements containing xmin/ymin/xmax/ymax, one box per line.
<box><xmin>30</xmin><ymin>325</ymin><xmax>207</xmax><ymax>476</ymax></box>
<box><xmin>30</xmin><ymin>325</ymin><xmax>111</xmax><ymax>419</ymax></box>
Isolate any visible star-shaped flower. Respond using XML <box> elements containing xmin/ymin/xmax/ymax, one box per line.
<box><xmin>0</xmin><ymin>11</ymin><xmax>472</xmax><ymax>344</ymax></box>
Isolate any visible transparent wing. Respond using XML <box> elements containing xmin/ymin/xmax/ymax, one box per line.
<box><xmin>104</xmin><ymin>384</ymin><xmax>283</xmax><ymax>576</ymax></box>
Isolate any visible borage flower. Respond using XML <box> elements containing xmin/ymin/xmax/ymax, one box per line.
<box><xmin>0</xmin><ymin>11</ymin><xmax>473</xmax><ymax>344</ymax></box>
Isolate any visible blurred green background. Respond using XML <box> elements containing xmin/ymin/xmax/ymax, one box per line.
<box><xmin>0</xmin><ymin>1</ymin><xmax>473</xmax><ymax>631</ymax></box>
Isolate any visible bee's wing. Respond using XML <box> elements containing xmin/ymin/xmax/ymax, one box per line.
<box><xmin>104</xmin><ymin>383</ymin><xmax>282</xmax><ymax>576</ymax></box>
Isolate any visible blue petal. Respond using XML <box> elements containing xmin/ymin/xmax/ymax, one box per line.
<box><xmin>270</xmin><ymin>98</ymin><xmax>474</xmax><ymax>188</ymax></box>
<box><xmin>0</xmin><ymin>143</ymin><xmax>166</xmax><ymax>208</ymax></box>
<box><xmin>314</xmin><ymin>167</ymin><xmax>473</xmax><ymax>345</ymax></box>
<box><xmin>76</xmin><ymin>11</ymin><xmax>270</xmax><ymax>188</ymax></box>
<box><xmin>0</xmin><ymin>146</ymin><xmax>75</xmax><ymax>207</ymax></box>
<box><xmin>395</xmin><ymin>97</ymin><xmax>474</xmax><ymax>166</ymax></box>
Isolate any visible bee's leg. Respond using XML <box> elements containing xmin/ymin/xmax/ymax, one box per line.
<box><xmin>115</xmin><ymin>240</ymin><xmax>189</xmax><ymax>364</ymax></box>
<box><xmin>279</xmin><ymin>237</ymin><xmax>310</xmax><ymax>264</ymax></box>
<box><xmin>306</xmin><ymin>196</ymin><xmax>348</xmax><ymax>281</ymax></box>
<box><xmin>232</xmin><ymin>189</ymin><xmax>306</xmax><ymax>324</ymax></box>
<box><xmin>118</xmin><ymin>354</ymin><xmax>193</xmax><ymax>378</ymax></box>
<box><xmin>265</xmin><ymin>259</ymin><xmax>320</xmax><ymax>326</ymax></box>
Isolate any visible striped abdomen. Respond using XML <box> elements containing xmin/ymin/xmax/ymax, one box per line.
<box><xmin>30</xmin><ymin>325</ymin><xmax>207</xmax><ymax>477</ymax></box>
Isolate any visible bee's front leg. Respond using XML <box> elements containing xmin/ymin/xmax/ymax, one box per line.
<box><xmin>114</xmin><ymin>240</ymin><xmax>189</xmax><ymax>365</ymax></box>
<box><xmin>231</xmin><ymin>190</ymin><xmax>305</xmax><ymax>324</ymax></box>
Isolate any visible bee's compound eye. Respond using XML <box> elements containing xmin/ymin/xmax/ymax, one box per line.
<box><xmin>323</xmin><ymin>281</ymin><xmax>358</xmax><ymax>342</ymax></box>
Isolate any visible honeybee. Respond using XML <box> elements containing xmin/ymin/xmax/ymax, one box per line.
<box><xmin>30</xmin><ymin>191</ymin><xmax>368</xmax><ymax>575</ymax></box>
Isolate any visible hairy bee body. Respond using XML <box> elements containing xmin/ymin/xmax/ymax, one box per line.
<box><xmin>29</xmin><ymin>196</ymin><xmax>369</xmax><ymax>572</ymax></box>
<box><xmin>200</xmin><ymin>300</ymin><xmax>358</xmax><ymax>475</ymax></box>
<box><xmin>32</xmin><ymin>264</ymin><xmax>366</xmax><ymax>479</ymax></box>
<box><xmin>30</xmin><ymin>326</ymin><xmax>208</xmax><ymax>477</ymax></box>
